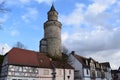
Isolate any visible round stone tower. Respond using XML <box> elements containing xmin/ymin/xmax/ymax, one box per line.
<box><xmin>40</xmin><ymin>5</ymin><xmax>62</xmax><ymax>59</ymax></box>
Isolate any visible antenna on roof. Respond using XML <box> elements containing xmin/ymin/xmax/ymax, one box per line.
<box><xmin>1</xmin><ymin>47</ymin><xmax>4</xmax><ymax>55</ymax></box>
<box><xmin>52</xmin><ymin>0</ymin><xmax>54</xmax><ymax>6</ymax></box>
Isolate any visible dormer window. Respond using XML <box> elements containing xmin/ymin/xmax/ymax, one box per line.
<box><xmin>90</xmin><ymin>62</ymin><xmax>95</xmax><ymax>69</ymax></box>
<box><xmin>96</xmin><ymin>63</ymin><xmax>100</xmax><ymax>68</ymax></box>
<box><xmin>101</xmin><ymin>65</ymin><xmax>103</xmax><ymax>69</ymax></box>
<box><xmin>96</xmin><ymin>63</ymin><xmax>98</xmax><ymax>68</ymax></box>
<box><xmin>40</xmin><ymin>59</ymin><xmax>43</xmax><ymax>63</ymax></box>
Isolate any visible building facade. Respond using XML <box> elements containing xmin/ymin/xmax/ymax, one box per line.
<box><xmin>0</xmin><ymin>48</ymin><xmax>74</xmax><ymax>80</ymax></box>
<box><xmin>69</xmin><ymin>51</ymin><xmax>112</xmax><ymax>80</ymax></box>
<box><xmin>111</xmin><ymin>67</ymin><xmax>120</xmax><ymax>80</ymax></box>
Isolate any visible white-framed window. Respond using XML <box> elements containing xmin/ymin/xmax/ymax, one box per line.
<box><xmin>69</xmin><ymin>70</ymin><xmax>71</xmax><ymax>74</ymax></box>
<box><xmin>8</xmin><ymin>72</ymin><xmax>11</xmax><ymax>75</ymax></box>
<box><xmin>15</xmin><ymin>66</ymin><xmax>19</xmax><ymax>71</ymax></box>
<box><xmin>19</xmin><ymin>67</ymin><xmax>22</xmax><ymax>72</ymax></box>
<box><xmin>86</xmin><ymin>69</ymin><xmax>89</xmax><ymax>75</ymax></box>
<box><xmin>11</xmin><ymin>72</ymin><xmax>15</xmax><ymax>76</ymax></box>
<box><xmin>44</xmin><ymin>70</ymin><xmax>49</xmax><ymax>75</ymax></box>
<box><xmin>25</xmin><ymin>73</ymin><xmax>28</xmax><ymax>76</ymax></box>
<box><xmin>9</xmin><ymin>65</ymin><xmax>15</xmax><ymax>71</ymax></box>
<box><xmin>11</xmin><ymin>68</ymin><xmax>15</xmax><ymax>71</ymax></box>
<box><xmin>23</xmin><ymin>79</ymin><xmax>28</xmax><ymax>80</ymax></box>
<box><xmin>59</xmin><ymin>70</ymin><xmax>62</xmax><ymax>75</ymax></box>
<box><xmin>23</xmin><ymin>67</ymin><xmax>27</xmax><ymax>72</ymax></box>
<box><xmin>74</xmin><ymin>70</ymin><xmax>81</xmax><ymax>79</ymax></box>
<box><xmin>19</xmin><ymin>72</ymin><xmax>24</xmax><ymax>76</ymax></box>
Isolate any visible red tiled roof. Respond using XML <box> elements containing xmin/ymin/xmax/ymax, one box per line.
<box><xmin>72</xmin><ymin>53</ymin><xmax>87</xmax><ymax>66</ymax></box>
<box><xmin>72</xmin><ymin>53</ymin><xmax>99</xmax><ymax>68</ymax></box>
<box><xmin>7</xmin><ymin>47</ymin><xmax>39</xmax><ymax>67</ymax></box>
<box><xmin>72</xmin><ymin>53</ymin><xmax>111</xmax><ymax>70</ymax></box>
<box><xmin>5</xmin><ymin>47</ymin><xmax>74</xmax><ymax>69</ymax></box>
<box><xmin>37</xmin><ymin>53</ymin><xmax>52</xmax><ymax>68</ymax></box>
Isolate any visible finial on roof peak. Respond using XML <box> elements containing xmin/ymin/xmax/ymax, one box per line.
<box><xmin>50</xmin><ymin>4</ymin><xmax>56</xmax><ymax>11</ymax></box>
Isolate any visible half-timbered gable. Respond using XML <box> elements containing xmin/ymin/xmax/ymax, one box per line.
<box><xmin>69</xmin><ymin>51</ymin><xmax>112</xmax><ymax>80</ymax></box>
<box><xmin>0</xmin><ymin>48</ymin><xmax>74</xmax><ymax>80</ymax></box>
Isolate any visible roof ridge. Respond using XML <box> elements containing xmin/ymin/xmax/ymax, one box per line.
<box><xmin>74</xmin><ymin>53</ymin><xmax>88</xmax><ymax>60</ymax></box>
<box><xmin>12</xmin><ymin>47</ymin><xmax>37</xmax><ymax>52</ymax></box>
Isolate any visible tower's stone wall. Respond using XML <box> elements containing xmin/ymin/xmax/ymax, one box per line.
<box><xmin>40</xmin><ymin>5</ymin><xmax>62</xmax><ymax>59</ymax></box>
<box><xmin>48</xmin><ymin>11</ymin><xmax>58</xmax><ymax>20</ymax></box>
<box><xmin>44</xmin><ymin>21</ymin><xmax>61</xmax><ymax>38</ymax></box>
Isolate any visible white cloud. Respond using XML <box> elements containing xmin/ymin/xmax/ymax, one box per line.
<box><xmin>21</xmin><ymin>7</ymin><xmax>39</xmax><ymax>23</ymax></box>
<box><xmin>61</xmin><ymin>0</ymin><xmax>120</xmax><ymax>69</ymax></box>
<box><xmin>62</xmin><ymin>33</ymin><xmax>69</xmax><ymax>43</ymax></box>
<box><xmin>0</xmin><ymin>43</ymin><xmax>11</xmax><ymax>55</ymax></box>
<box><xmin>0</xmin><ymin>14</ymin><xmax>8</xmax><ymax>24</ymax></box>
<box><xmin>19</xmin><ymin>0</ymin><xmax>31</xmax><ymax>4</ymax></box>
<box><xmin>10</xmin><ymin>30</ymin><xmax>20</xmax><ymax>36</ymax></box>
<box><xmin>63</xmin><ymin>27</ymin><xmax>120</xmax><ymax>51</ymax></box>
<box><xmin>35</xmin><ymin>0</ymin><xmax>54</xmax><ymax>4</ymax></box>
<box><xmin>86</xmin><ymin>0</ymin><xmax>116</xmax><ymax>15</ymax></box>
<box><xmin>6</xmin><ymin>0</ymin><xmax>24</xmax><ymax>6</ymax></box>
<box><xmin>0</xmin><ymin>0</ymin><xmax>4</xmax><ymax>3</ymax></box>
<box><xmin>84</xmin><ymin>0</ymin><xmax>117</xmax><ymax>28</ymax></box>
<box><xmin>6</xmin><ymin>0</ymin><xmax>31</xmax><ymax>4</ymax></box>
<box><xmin>6</xmin><ymin>0</ymin><xmax>54</xmax><ymax>6</ymax></box>
<box><xmin>60</xmin><ymin>3</ymin><xmax>85</xmax><ymax>26</ymax></box>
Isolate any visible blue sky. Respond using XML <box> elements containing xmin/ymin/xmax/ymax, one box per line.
<box><xmin>0</xmin><ymin>0</ymin><xmax>120</xmax><ymax>69</ymax></box>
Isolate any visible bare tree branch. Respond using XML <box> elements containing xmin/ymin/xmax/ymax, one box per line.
<box><xmin>0</xmin><ymin>1</ymin><xmax>8</xmax><ymax>13</ymax></box>
<box><xmin>61</xmin><ymin>45</ymin><xmax>68</xmax><ymax>54</ymax></box>
<box><xmin>14</xmin><ymin>41</ymin><xmax>26</xmax><ymax>49</ymax></box>
<box><xmin>0</xmin><ymin>1</ymin><xmax>10</xmax><ymax>30</ymax></box>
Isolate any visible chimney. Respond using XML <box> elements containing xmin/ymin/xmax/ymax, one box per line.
<box><xmin>71</xmin><ymin>51</ymin><xmax>75</xmax><ymax>55</ymax></box>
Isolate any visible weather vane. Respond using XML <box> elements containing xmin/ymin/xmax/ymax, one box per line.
<box><xmin>52</xmin><ymin>0</ymin><xmax>55</xmax><ymax>5</ymax></box>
